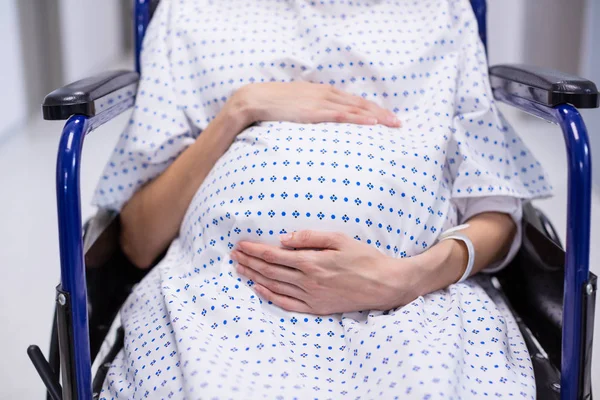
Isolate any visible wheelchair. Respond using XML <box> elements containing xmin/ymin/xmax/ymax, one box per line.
<box><xmin>27</xmin><ymin>0</ymin><xmax>599</xmax><ymax>399</ymax></box>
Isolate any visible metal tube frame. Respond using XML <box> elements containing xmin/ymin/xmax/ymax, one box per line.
<box><xmin>56</xmin><ymin>115</ymin><xmax>91</xmax><ymax>400</ymax></box>
<box><xmin>135</xmin><ymin>0</ymin><xmax>151</xmax><ymax>74</ymax></box>
<box><xmin>56</xmin><ymin>94</ymin><xmax>135</xmax><ymax>398</ymax></box>
<box><xmin>494</xmin><ymin>90</ymin><xmax>592</xmax><ymax>400</ymax></box>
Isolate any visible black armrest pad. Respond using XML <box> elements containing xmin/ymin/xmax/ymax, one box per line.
<box><xmin>42</xmin><ymin>70</ymin><xmax>139</xmax><ymax>120</ymax></box>
<box><xmin>490</xmin><ymin>64</ymin><xmax>599</xmax><ymax>109</ymax></box>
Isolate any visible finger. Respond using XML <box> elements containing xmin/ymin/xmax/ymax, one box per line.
<box><xmin>279</xmin><ymin>230</ymin><xmax>347</xmax><ymax>250</ymax></box>
<box><xmin>322</xmin><ymin>102</ymin><xmax>377</xmax><ymax>119</ymax></box>
<box><xmin>329</xmin><ymin>92</ymin><xmax>372</xmax><ymax>110</ymax></box>
<box><xmin>230</xmin><ymin>249</ymin><xmax>304</xmax><ymax>282</ymax></box>
<box><xmin>331</xmin><ymin>93</ymin><xmax>401</xmax><ymax>127</ymax></box>
<box><xmin>347</xmin><ymin>106</ymin><xmax>401</xmax><ymax>128</ymax></box>
<box><xmin>252</xmin><ymin>282</ymin><xmax>312</xmax><ymax>313</ymax></box>
<box><xmin>337</xmin><ymin>105</ymin><xmax>401</xmax><ymax>128</ymax></box>
<box><xmin>313</xmin><ymin>110</ymin><xmax>378</xmax><ymax>125</ymax></box>
<box><xmin>233</xmin><ymin>243</ymin><xmax>309</xmax><ymax>270</ymax></box>
<box><xmin>237</xmin><ymin>263</ymin><xmax>307</xmax><ymax>300</ymax></box>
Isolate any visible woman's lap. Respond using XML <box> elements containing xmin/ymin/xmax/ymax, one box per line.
<box><xmin>98</xmin><ymin>242</ymin><xmax>535</xmax><ymax>399</ymax></box>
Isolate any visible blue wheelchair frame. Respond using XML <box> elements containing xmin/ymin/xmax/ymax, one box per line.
<box><xmin>30</xmin><ymin>1</ymin><xmax>596</xmax><ymax>399</ymax></box>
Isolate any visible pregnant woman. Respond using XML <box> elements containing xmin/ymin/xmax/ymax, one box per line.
<box><xmin>95</xmin><ymin>0</ymin><xmax>550</xmax><ymax>398</ymax></box>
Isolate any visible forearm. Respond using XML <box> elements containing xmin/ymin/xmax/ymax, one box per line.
<box><xmin>398</xmin><ymin>212</ymin><xmax>517</xmax><ymax>299</ymax></box>
<box><xmin>120</xmin><ymin>100</ymin><xmax>251</xmax><ymax>268</ymax></box>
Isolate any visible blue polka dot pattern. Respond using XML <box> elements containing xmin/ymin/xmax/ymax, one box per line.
<box><xmin>95</xmin><ymin>0</ymin><xmax>543</xmax><ymax>398</ymax></box>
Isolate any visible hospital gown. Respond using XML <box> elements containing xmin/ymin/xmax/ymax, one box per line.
<box><xmin>94</xmin><ymin>0</ymin><xmax>552</xmax><ymax>398</ymax></box>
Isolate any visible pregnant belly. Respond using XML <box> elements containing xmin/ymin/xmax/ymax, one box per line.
<box><xmin>179</xmin><ymin>122</ymin><xmax>451</xmax><ymax>262</ymax></box>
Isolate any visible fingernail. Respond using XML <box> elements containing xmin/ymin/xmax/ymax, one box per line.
<box><xmin>369</xmin><ymin>118</ymin><xmax>378</xmax><ymax>125</ymax></box>
<box><xmin>280</xmin><ymin>233</ymin><xmax>293</xmax><ymax>242</ymax></box>
<box><xmin>230</xmin><ymin>251</ymin><xmax>238</xmax><ymax>261</ymax></box>
<box><xmin>394</xmin><ymin>117</ymin><xmax>401</xmax><ymax>126</ymax></box>
<box><xmin>386</xmin><ymin>114</ymin><xmax>398</xmax><ymax>125</ymax></box>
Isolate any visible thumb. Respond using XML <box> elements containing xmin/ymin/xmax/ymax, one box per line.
<box><xmin>279</xmin><ymin>230</ymin><xmax>346</xmax><ymax>249</ymax></box>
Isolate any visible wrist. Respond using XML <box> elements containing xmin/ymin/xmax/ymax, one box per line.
<box><xmin>408</xmin><ymin>240</ymin><xmax>468</xmax><ymax>296</ymax></box>
<box><xmin>376</xmin><ymin>255</ymin><xmax>423</xmax><ymax>309</ymax></box>
<box><xmin>227</xmin><ymin>85</ymin><xmax>258</xmax><ymax>128</ymax></box>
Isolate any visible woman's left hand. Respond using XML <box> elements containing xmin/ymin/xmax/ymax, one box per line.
<box><xmin>230</xmin><ymin>231</ymin><xmax>421</xmax><ymax>314</ymax></box>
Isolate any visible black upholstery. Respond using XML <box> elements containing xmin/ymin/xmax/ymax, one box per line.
<box><xmin>496</xmin><ymin>203</ymin><xmax>565</xmax><ymax>367</ymax></box>
<box><xmin>490</xmin><ymin>64</ymin><xmax>599</xmax><ymax>108</ymax></box>
<box><xmin>84</xmin><ymin>216</ymin><xmax>149</xmax><ymax>361</ymax></box>
<box><xmin>150</xmin><ymin>0</ymin><xmax>161</xmax><ymax>16</ymax></box>
<box><xmin>42</xmin><ymin>70</ymin><xmax>139</xmax><ymax>120</ymax></box>
<box><xmin>495</xmin><ymin>203</ymin><xmax>597</xmax><ymax>400</ymax></box>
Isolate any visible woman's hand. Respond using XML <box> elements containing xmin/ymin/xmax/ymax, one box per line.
<box><xmin>236</xmin><ymin>82</ymin><xmax>401</xmax><ymax>128</ymax></box>
<box><xmin>230</xmin><ymin>212</ymin><xmax>517</xmax><ymax>314</ymax></box>
<box><xmin>230</xmin><ymin>231</ymin><xmax>420</xmax><ymax>314</ymax></box>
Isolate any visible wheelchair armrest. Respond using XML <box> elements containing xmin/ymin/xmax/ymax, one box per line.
<box><xmin>490</xmin><ymin>64</ymin><xmax>599</xmax><ymax>109</ymax></box>
<box><xmin>43</xmin><ymin>70</ymin><xmax>139</xmax><ymax>120</ymax></box>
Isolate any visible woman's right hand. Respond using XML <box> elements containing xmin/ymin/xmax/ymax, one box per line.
<box><xmin>233</xmin><ymin>82</ymin><xmax>401</xmax><ymax>128</ymax></box>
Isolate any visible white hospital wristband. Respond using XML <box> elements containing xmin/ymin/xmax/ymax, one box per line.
<box><xmin>438</xmin><ymin>224</ymin><xmax>475</xmax><ymax>283</ymax></box>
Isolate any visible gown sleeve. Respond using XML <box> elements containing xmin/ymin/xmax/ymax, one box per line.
<box><xmin>452</xmin><ymin>196</ymin><xmax>522</xmax><ymax>273</ymax></box>
<box><xmin>92</xmin><ymin>0</ymin><xmax>196</xmax><ymax>212</ymax></box>
<box><xmin>445</xmin><ymin>0</ymin><xmax>552</xmax><ymax>201</ymax></box>
<box><xmin>444</xmin><ymin>0</ymin><xmax>551</xmax><ymax>272</ymax></box>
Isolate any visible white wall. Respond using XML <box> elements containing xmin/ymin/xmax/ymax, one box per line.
<box><xmin>58</xmin><ymin>0</ymin><xmax>126</xmax><ymax>83</ymax></box>
<box><xmin>489</xmin><ymin>0</ymin><xmax>596</xmax><ymax>188</ymax></box>
<box><xmin>0</xmin><ymin>0</ymin><xmax>27</xmax><ymax>140</ymax></box>
<box><xmin>0</xmin><ymin>0</ymin><xmax>128</xmax><ymax>140</ymax></box>
<box><xmin>581</xmin><ymin>0</ymin><xmax>600</xmax><ymax>189</ymax></box>
<box><xmin>522</xmin><ymin>0</ymin><xmax>583</xmax><ymax>74</ymax></box>
<box><xmin>487</xmin><ymin>0</ymin><xmax>583</xmax><ymax>72</ymax></box>
<box><xmin>487</xmin><ymin>0</ymin><xmax>527</xmax><ymax>66</ymax></box>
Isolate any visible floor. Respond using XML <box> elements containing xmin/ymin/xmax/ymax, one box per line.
<box><xmin>1</xmin><ymin>91</ymin><xmax>599</xmax><ymax>398</ymax></box>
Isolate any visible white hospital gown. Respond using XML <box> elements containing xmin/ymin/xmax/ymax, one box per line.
<box><xmin>94</xmin><ymin>0</ymin><xmax>552</xmax><ymax>398</ymax></box>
